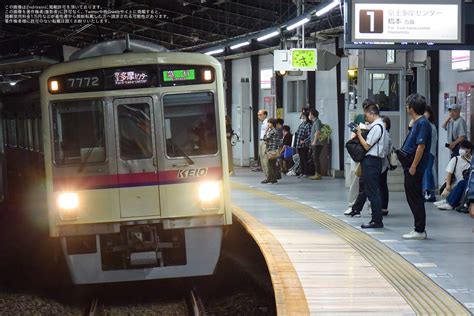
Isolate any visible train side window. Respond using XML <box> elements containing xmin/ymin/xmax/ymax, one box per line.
<box><xmin>6</xmin><ymin>119</ymin><xmax>17</xmax><ymax>147</ymax></box>
<box><xmin>52</xmin><ymin>100</ymin><xmax>106</xmax><ymax>165</ymax></box>
<box><xmin>117</xmin><ymin>103</ymin><xmax>153</xmax><ymax>160</ymax></box>
<box><xmin>16</xmin><ymin>118</ymin><xmax>26</xmax><ymax>149</ymax></box>
<box><xmin>37</xmin><ymin>117</ymin><xmax>43</xmax><ymax>153</ymax></box>
<box><xmin>27</xmin><ymin>119</ymin><xmax>33</xmax><ymax>150</ymax></box>
<box><xmin>163</xmin><ymin>92</ymin><xmax>217</xmax><ymax>157</ymax></box>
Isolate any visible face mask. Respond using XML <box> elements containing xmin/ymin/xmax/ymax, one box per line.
<box><xmin>459</xmin><ymin>149</ymin><xmax>467</xmax><ymax>156</ymax></box>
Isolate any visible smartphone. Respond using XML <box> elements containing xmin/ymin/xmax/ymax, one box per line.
<box><xmin>347</xmin><ymin>122</ymin><xmax>357</xmax><ymax>133</ymax></box>
<box><xmin>445</xmin><ymin>143</ymin><xmax>450</xmax><ymax>148</ymax></box>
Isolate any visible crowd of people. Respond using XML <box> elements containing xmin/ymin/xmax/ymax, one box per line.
<box><xmin>254</xmin><ymin>92</ymin><xmax>473</xmax><ymax>240</ymax></box>
<box><xmin>256</xmin><ymin>107</ymin><xmax>326</xmax><ymax>185</ymax></box>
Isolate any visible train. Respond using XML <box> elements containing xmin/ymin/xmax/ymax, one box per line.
<box><xmin>0</xmin><ymin>42</ymin><xmax>232</xmax><ymax>284</ymax></box>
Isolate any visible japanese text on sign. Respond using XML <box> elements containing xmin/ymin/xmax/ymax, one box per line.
<box><xmin>4</xmin><ymin>5</ymin><xmax>167</xmax><ymax>24</ymax></box>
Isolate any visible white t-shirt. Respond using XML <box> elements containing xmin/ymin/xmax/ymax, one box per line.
<box><xmin>260</xmin><ymin>118</ymin><xmax>268</xmax><ymax>140</ymax></box>
<box><xmin>445</xmin><ymin>156</ymin><xmax>471</xmax><ymax>185</ymax></box>
<box><xmin>365</xmin><ymin>119</ymin><xmax>387</xmax><ymax>158</ymax></box>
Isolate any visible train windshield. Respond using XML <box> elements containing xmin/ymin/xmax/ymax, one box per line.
<box><xmin>52</xmin><ymin>100</ymin><xmax>106</xmax><ymax>165</ymax></box>
<box><xmin>163</xmin><ymin>92</ymin><xmax>218</xmax><ymax>157</ymax></box>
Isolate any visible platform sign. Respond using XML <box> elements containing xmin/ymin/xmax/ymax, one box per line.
<box><xmin>348</xmin><ymin>0</ymin><xmax>463</xmax><ymax>47</ymax></box>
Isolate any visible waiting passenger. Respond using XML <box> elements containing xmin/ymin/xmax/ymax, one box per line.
<box><xmin>280</xmin><ymin>125</ymin><xmax>293</xmax><ymax>173</ymax></box>
<box><xmin>295</xmin><ymin>111</ymin><xmax>312</xmax><ymax>178</ymax></box>
<box><xmin>308</xmin><ymin>108</ymin><xmax>323</xmax><ymax>180</ymax></box>
<box><xmin>434</xmin><ymin>141</ymin><xmax>472</xmax><ymax>210</ymax></box>
<box><xmin>422</xmin><ymin>106</ymin><xmax>438</xmax><ymax>202</ymax></box>
<box><xmin>380</xmin><ymin>116</ymin><xmax>393</xmax><ymax>216</ymax></box>
<box><xmin>353</xmin><ymin>104</ymin><xmax>388</xmax><ymax>229</ymax></box>
<box><xmin>262</xmin><ymin>118</ymin><xmax>280</xmax><ymax>184</ymax></box>
<box><xmin>401</xmin><ymin>94</ymin><xmax>432</xmax><ymax>240</ymax></box>
<box><xmin>442</xmin><ymin>103</ymin><xmax>467</xmax><ymax>158</ymax></box>
<box><xmin>257</xmin><ymin>109</ymin><xmax>269</xmax><ymax>178</ymax></box>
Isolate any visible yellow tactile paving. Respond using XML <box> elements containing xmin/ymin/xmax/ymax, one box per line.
<box><xmin>232</xmin><ymin>182</ymin><xmax>471</xmax><ymax>316</ymax></box>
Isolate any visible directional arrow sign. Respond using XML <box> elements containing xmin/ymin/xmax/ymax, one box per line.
<box><xmin>316</xmin><ymin>50</ymin><xmax>341</xmax><ymax>71</ymax></box>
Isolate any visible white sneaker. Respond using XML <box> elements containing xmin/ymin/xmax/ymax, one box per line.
<box><xmin>402</xmin><ymin>230</ymin><xmax>427</xmax><ymax>240</ymax></box>
<box><xmin>437</xmin><ymin>202</ymin><xmax>453</xmax><ymax>210</ymax></box>
<box><xmin>344</xmin><ymin>207</ymin><xmax>353</xmax><ymax>215</ymax></box>
<box><xmin>434</xmin><ymin>199</ymin><xmax>447</xmax><ymax>206</ymax></box>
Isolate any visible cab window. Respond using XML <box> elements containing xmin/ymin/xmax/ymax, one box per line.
<box><xmin>52</xmin><ymin>100</ymin><xmax>105</xmax><ymax>165</ymax></box>
<box><xmin>163</xmin><ymin>92</ymin><xmax>217</xmax><ymax>157</ymax></box>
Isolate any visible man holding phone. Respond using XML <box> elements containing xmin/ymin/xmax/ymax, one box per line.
<box><xmin>442</xmin><ymin>104</ymin><xmax>467</xmax><ymax>158</ymax></box>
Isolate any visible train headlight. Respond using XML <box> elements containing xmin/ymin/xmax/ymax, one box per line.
<box><xmin>57</xmin><ymin>192</ymin><xmax>79</xmax><ymax>220</ymax></box>
<box><xmin>198</xmin><ymin>181</ymin><xmax>220</xmax><ymax>209</ymax></box>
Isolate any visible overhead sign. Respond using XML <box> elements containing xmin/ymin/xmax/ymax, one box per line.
<box><xmin>351</xmin><ymin>0</ymin><xmax>462</xmax><ymax>44</ymax></box>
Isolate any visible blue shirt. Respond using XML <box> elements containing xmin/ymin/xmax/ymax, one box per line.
<box><xmin>401</xmin><ymin>116</ymin><xmax>431</xmax><ymax>172</ymax></box>
<box><xmin>468</xmin><ymin>156</ymin><xmax>474</xmax><ymax>201</ymax></box>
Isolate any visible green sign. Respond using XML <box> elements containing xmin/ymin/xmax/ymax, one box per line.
<box><xmin>291</xmin><ymin>49</ymin><xmax>317</xmax><ymax>68</ymax></box>
<box><xmin>163</xmin><ymin>69</ymin><xmax>196</xmax><ymax>82</ymax></box>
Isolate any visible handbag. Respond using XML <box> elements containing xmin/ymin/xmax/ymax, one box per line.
<box><xmin>283</xmin><ymin>146</ymin><xmax>295</xmax><ymax>160</ymax></box>
<box><xmin>266</xmin><ymin>150</ymin><xmax>279</xmax><ymax>160</ymax></box>
<box><xmin>395</xmin><ymin>148</ymin><xmax>415</xmax><ymax>169</ymax></box>
<box><xmin>345</xmin><ymin>125</ymin><xmax>383</xmax><ymax>162</ymax></box>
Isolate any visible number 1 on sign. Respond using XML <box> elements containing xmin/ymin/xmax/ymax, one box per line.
<box><xmin>366</xmin><ymin>11</ymin><xmax>375</xmax><ymax>32</ymax></box>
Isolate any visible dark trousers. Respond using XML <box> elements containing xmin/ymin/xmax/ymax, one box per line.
<box><xmin>297</xmin><ymin>147</ymin><xmax>310</xmax><ymax>175</ymax></box>
<box><xmin>380</xmin><ymin>169</ymin><xmax>389</xmax><ymax>210</ymax></box>
<box><xmin>312</xmin><ymin>145</ymin><xmax>323</xmax><ymax>175</ymax></box>
<box><xmin>361</xmin><ymin>156</ymin><xmax>383</xmax><ymax>224</ymax></box>
<box><xmin>404</xmin><ymin>170</ymin><xmax>426</xmax><ymax>233</ymax></box>
<box><xmin>267</xmin><ymin>158</ymin><xmax>277</xmax><ymax>182</ymax></box>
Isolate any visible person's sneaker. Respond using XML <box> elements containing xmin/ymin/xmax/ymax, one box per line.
<box><xmin>268</xmin><ymin>180</ymin><xmax>277</xmax><ymax>184</ymax></box>
<box><xmin>361</xmin><ymin>221</ymin><xmax>383</xmax><ymax>229</ymax></box>
<box><xmin>434</xmin><ymin>199</ymin><xmax>447</xmax><ymax>206</ymax></box>
<box><xmin>261</xmin><ymin>179</ymin><xmax>269</xmax><ymax>184</ymax></box>
<box><xmin>402</xmin><ymin>230</ymin><xmax>427</xmax><ymax>240</ymax></box>
<box><xmin>309</xmin><ymin>174</ymin><xmax>322</xmax><ymax>180</ymax></box>
<box><xmin>437</xmin><ymin>202</ymin><xmax>453</xmax><ymax>210</ymax></box>
<box><xmin>344</xmin><ymin>207</ymin><xmax>353</xmax><ymax>215</ymax></box>
<box><xmin>424</xmin><ymin>194</ymin><xmax>436</xmax><ymax>202</ymax></box>
<box><xmin>348</xmin><ymin>210</ymin><xmax>361</xmax><ymax>217</ymax></box>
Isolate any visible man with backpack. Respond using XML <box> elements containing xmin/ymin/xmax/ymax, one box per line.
<box><xmin>353</xmin><ymin>104</ymin><xmax>388</xmax><ymax>229</ymax></box>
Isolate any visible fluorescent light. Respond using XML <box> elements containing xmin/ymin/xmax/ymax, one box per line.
<box><xmin>9</xmin><ymin>81</ymin><xmax>17</xmax><ymax>86</ymax></box>
<box><xmin>286</xmin><ymin>17</ymin><xmax>310</xmax><ymax>31</ymax></box>
<box><xmin>257</xmin><ymin>31</ymin><xmax>280</xmax><ymax>42</ymax></box>
<box><xmin>230</xmin><ymin>41</ymin><xmax>250</xmax><ymax>50</ymax></box>
<box><xmin>205</xmin><ymin>48</ymin><xmax>224</xmax><ymax>55</ymax></box>
<box><xmin>315</xmin><ymin>0</ymin><xmax>340</xmax><ymax>16</ymax></box>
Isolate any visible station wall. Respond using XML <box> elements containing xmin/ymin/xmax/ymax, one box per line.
<box><xmin>437</xmin><ymin>50</ymin><xmax>474</xmax><ymax>184</ymax></box>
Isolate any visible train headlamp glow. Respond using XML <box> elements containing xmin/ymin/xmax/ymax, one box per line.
<box><xmin>50</xmin><ymin>80</ymin><xmax>59</xmax><ymax>92</ymax></box>
<box><xmin>57</xmin><ymin>192</ymin><xmax>79</xmax><ymax>210</ymax></box>
<box><xmin>198</xmin><ymin>181</ymin><xmax>220</xmax><ymax>202</ymax></box>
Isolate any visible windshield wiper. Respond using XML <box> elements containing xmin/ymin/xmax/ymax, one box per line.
<box><xmin>170</xmin><ymin>140</ymin><xmax>194</xmax><ymax>165</ymax></box>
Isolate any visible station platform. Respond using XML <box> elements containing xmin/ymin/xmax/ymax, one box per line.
<box><xmin>230</xmin><ymin>167</ymin><xmax>473</xmax><ymax>315</ymax></box>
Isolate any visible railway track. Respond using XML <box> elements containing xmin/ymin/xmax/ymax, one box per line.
<box><xmin>86</xmin><ymin>287</ymin><xmax>205</xmax><ymax>315</ymax></box>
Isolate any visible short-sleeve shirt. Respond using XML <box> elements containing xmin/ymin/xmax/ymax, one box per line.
<box><xmin>365</xmin><ymin>118</ymin><xmax>386</xmax><ymax>158</ymax></box>
<box><xmin>445</xmin><ymin>156</ymin><xmax>471</xmax><ymax>185</ymax></box>
<box><xmin>401</xmin><ymin>116</ymin><xmax>432</xmax><ymax>172</ymax></box>
<box><xmin>259</xmin><ymin>118</ymin><xmax>268</xmax><ymax>140</ymax></box>
<box><xmin>445</xmin><ymin>116</ymin><xmax>467</xmax><ymax>142</ymax></box>
<box><xmin>310</xmin><ymin>118</ymin><xmax>322</xmax><ymax>145</ymax></box>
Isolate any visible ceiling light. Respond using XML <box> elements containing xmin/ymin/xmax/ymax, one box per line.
<box><xmin>257</xmin><ymin>31</ymin><xmax>280</xmax><ymax>42</ymax></box>
<box><xmin>286</xmin><ymin>17</ymin><xmax>310</xmax><ymax>31</ymax></box>
<box><xmin>230</xmin><ymin>41</ymin><xmax>250</xmax><ymax>50</ymax></box>
<box><xmin>9</xmin><ymin>81</ymin><xmax>17</xmax><ymax>86</ymax></box>
<box><xmin>315</xmin><ymin>0</ymin><xmax>340</xmax><ymax>17</ymax></box>
<box><xmin>205</xmin><ymin>48</ymin><xmax>224</xmax><ymax>55</ymax></box>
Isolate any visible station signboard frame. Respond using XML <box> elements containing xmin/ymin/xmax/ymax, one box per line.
<box><xmin>344</xmin><ymin>0</ymin><xmax>466</xmax><ymax>50</ymax></box>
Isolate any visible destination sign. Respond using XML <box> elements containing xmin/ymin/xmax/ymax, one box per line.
<box><xmin>162</xmin><ymin>69</ymin><xmax>196</xmax><ymax>82</ymax></box>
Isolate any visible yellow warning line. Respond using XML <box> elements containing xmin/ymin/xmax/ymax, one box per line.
<box><xmin>232</xmin><ymin>182</ymin><xmax>471</xmax><ymax>316</ymax></box>
<box><xmin>232</xmin><ymin>205</ymin><xmax>310</xmax><ymax>315</ymax></box>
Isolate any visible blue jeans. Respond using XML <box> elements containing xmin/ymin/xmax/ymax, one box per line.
<box><xmin>422</xmin><ymin>154</ymin><xmax>435</xmax><ymax>191</ymax></box>
<box><xmin>361</xmin><ymin>156</ymin><xmax>383</xmax><ymax>224</ymax></box>
<box><xmin>447</xmin><ymin>180</ymin><xmax>467</xmax><ymax>207</ymax></box>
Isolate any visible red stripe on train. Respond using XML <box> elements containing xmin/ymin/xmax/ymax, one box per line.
<box><xmin>53</xmin><ymin>167</ymin><xmax>223</xmax><ymax>191</ymax></box>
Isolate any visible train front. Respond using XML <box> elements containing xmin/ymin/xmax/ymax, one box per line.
<box><xmin>39</xmin><ymin>53</ymin><xmax>232</xmax><ymax>284</ymax></box>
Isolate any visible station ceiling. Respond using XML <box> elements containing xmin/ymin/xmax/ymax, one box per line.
<box><xmin>0</xmin><ymin>0</ymin><xmax>343</xmax><ymax>87</ymax></box>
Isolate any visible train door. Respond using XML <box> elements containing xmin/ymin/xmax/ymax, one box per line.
<box><xmin>113</xmin><ymin>97</ymin><xmax>160</xmax><ymax>218</ymax></box>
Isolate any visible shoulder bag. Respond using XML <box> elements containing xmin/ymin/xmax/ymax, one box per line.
<box><xmin>345</xmin><ymin>125</ymin><xmax>383</xmax><ymax>162</ymax></box>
